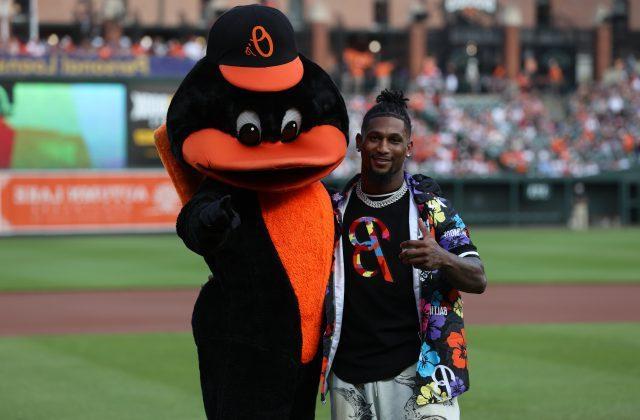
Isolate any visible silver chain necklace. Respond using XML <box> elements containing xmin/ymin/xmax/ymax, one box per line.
<box><xmin>355</xmin><ymin>180</ymin><xmax>408</xmax><ymax>208</ymax></box>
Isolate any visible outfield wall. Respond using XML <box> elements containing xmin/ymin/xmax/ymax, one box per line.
<box><xmin>329</xmin><ymin>173</ymin><xmax>640</xmax><ymax>227</ymax></box>
<box><xmin>438</xmin><ymin>175</ymin><xmax>640</xmax><ymax>226</ymax></box>
<box><xmin>0</xmin><ymin>170</ymin><xmax>180</xmax><ymax>235</ymax></box>
<box><xmin>1</xmin><ymin>170</ymin><xmax>638</xmax><ymax>235</ymax></box>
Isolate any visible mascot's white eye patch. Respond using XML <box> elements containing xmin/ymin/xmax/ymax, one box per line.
<box><xmin>236</xmin><ymin>110</ymin><xmax>262</xmax><ymax>146</ymax></box>
<box><xmin>281</xmin><ymin>108</ymin><xmax>301</xmax><ymax>133</ymax></box>
<box><xmin>281</xmin><ymin>108</ymin><xmax>302</xmax><ymax>143</ymax></box>
<box><xmin>236</xmin><ymin>110</ymin><xmax>261</xmax><ymax>133</ymax></box>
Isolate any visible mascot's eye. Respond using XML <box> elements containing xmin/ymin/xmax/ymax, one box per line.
<box><xmin>280</xmin><ymin>108</ymin><xmax>302</xmax><ymax>143</ymax></box>
<box><xmin>236</xmin><ymin>110</ymin><xmax>262</xmax><ymax>146</ymax></box>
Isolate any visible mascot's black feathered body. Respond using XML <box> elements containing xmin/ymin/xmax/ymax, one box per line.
<box><xmin>156</xmin><ymin>5</ymin><xmax>348</xmax><ymax>419</ymax></box>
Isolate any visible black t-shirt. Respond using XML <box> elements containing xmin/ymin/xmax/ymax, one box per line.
<box><xmin>333</xmin><ymin>190</ymin><xmax>420</xmax><ymax>384</ymax></box>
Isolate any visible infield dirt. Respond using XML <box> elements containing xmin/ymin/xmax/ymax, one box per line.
<box><xmin>1</xmin><ymin>284</ymin><xmax>639</xmax><ymax>336</ymax></box>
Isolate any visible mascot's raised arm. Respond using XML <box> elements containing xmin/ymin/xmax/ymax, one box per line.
<box><xmin>154</xmin><ymin>5</ymin><xmax>348</xmax><ymax>419</ymax></box>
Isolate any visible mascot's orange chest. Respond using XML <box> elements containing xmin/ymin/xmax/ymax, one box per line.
<box><xmin>257</xmin><ymin>181</ymin><xmax>334</xmax><ymax>363</ymax></box>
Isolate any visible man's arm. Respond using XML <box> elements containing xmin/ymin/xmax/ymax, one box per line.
<box><xmin>400</xmin><ymin>219</ymin><xmax>487</xmax><ymax>294</ymax></box>
<box><xmin>439</xmin><ymin>255</ymin><xmax>486</xmax><ymax>294</ymax></box>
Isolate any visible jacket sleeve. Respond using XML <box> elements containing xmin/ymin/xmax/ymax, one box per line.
<box><xmin>176</xmin><ymin>179</ymin><xmax>238</xmax><ymax>256</ymax></box>
<box><xmin>411</xmin><ymin>173</ymin><xmax>443</xmax><ymax>196</ymax></box>
<box><xmin>426</xmin><ymin>196</ymin><xmax>479</xmax><ymax>258</ymax></box>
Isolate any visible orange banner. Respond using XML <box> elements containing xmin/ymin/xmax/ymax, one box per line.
<box><xmin>0</xmin><ymin>171</ymin><xmax>181</xmax><ymax>234</ymax></box>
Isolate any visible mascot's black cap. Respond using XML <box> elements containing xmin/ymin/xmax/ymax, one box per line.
<box><xmin>206</xmin><ymin>4</ymin><xmax>303</xmax><ymax>92</ymax></box>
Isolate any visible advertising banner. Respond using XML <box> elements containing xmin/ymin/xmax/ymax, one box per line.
<box><xmin>127</xmin><ymin>82</ymin><xmax>176</xmax><ymax>167</ymax></box>
<box><xmin>0</xmin><ymin>55</ymin><xmax>195</xmax><ymax>79</ymax></box>
<box><xmin>0</xmin><ymin>171</ymin><xmax>181</xmax><ymax>235</ymax></box>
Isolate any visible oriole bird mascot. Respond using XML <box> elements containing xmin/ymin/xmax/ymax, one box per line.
<box><xmin>154</xmin><ymin>5</ymin><xmax>348</xmax><ymax>419</ymax></box>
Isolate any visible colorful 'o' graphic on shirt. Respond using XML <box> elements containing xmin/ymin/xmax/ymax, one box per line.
<box><xmin>349</xmin><ymin>216</ymin><xmax>393</xmax><ymax>282</ymax></box>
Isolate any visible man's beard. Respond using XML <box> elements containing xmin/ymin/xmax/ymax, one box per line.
<box><xmin>365</xmin><ymin>165</ymin><xmax>399</xmax><ymax>184</ymax></box>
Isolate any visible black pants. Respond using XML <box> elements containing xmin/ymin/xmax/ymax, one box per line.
<box><xmin>192</xmin><ymin>277</ymin><xmax>321</xmax><ymax>419</ymax></box>
<box><xmin>195</xmin><ymin>337</ymin><xmax>321</xmax><ymax>419</ymax></box>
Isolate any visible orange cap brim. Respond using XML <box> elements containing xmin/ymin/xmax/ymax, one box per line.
<box><xmin>219</xmin><ymin>56</ymin><xmax>304</xmax><ymax>92</ymax></box>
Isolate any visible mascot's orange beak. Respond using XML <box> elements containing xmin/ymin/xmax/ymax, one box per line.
<box><xmin>182</xmin><ymin>124</ymin><xmax>347</xmax><ymax>192</ymax></box>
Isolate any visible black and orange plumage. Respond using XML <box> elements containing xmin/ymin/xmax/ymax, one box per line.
<box><xmin>157</xmin><ymin>6</ymin><xmax>349</xmax><ymax>419</ymax></box>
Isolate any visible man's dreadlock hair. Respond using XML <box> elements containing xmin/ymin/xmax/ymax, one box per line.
<box><xmin>361</xmin><ymin>89</ymin><xmax>412</xmax><ymax>137</ymax></box>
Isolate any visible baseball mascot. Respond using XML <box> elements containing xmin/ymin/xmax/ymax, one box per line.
<box><xmin>154</xmin><ymin>5</ymin><xmax>348</xmax><ymax>419</ymax></box>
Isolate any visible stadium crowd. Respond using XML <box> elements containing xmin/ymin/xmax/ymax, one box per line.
<box><xmin>2</xmin><ymin>12</ymin><xmax>638</xmax><ymax>178</ymax></box>
<box><xmin>333</xmin><ymin>63</ymin><xmax>640</xmax><ymax>179</ymax></box>
<box><xmin>0</xmin><ymin>32</ymin><xmax>206</xmax><ymax>61</ymax></box>
<box><xmin>0</xmin><ymin>0</ymin><xmax>208</xmax><ymax>60</ymax></box>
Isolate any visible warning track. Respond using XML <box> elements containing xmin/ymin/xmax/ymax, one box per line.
<box><xmin>1</xmin><ymin>284</ymin><xmax>639</xmax><ymax>337</ymax></box>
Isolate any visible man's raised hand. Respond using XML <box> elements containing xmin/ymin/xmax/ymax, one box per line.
<box><xmin>399</xmin><ymin>218</ymin><xmax>452</xmax><ymax>270</ymax></box>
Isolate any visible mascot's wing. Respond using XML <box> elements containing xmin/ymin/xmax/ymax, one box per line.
<box><xmin>154</xmin><ymin>124</ymin><xmax>204</xmax><ymax>205</ymax></box>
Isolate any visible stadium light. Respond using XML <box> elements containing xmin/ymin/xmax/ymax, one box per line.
<box><xmin>500</xmin><ymin>4</ymin><xmax>522</xmax><ymax>27</ymax></box>
<box><xmin>369</xmin><ymin>40</ymin><xmax>381</xmax><ymax>54</ymax></box>
<box><xmin>466</xmin><ymin>42</ymin><xmax>477</xmax><ymax>56</ymax></box>
<box><xmin>47</xmin><ymin>34</ymin><xmax>59</xmax><ymax>46</ymax></box>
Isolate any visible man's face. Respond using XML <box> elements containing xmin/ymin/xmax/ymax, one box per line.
<box><xmin>356</xmin><ymin>116</ymin><xmax>412</xmax><ymax>181</ymax></box>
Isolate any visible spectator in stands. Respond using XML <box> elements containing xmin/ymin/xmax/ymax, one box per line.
<box><xmin>183</xmin><ymin>36</ymin><xmax>205</xmax><ymax>61</ymax></box>
<box><xmin>548</xmin><ymin>58</ymin><xmax>564</xmax><ymax>92</ymax></box>
<box><xmin>416</xmin><ymin>56</ymin><xmax>442</xmax><ymax>93</ymax></box>
<box><xmin>343</xmin><ymin>47</ymin><xmax>374</xmax><ymax>94</ymax></box>
<box><xmin>374</xmin><ymin>60</ymin><xmax>394</xmax><ymax>92</ymax></box>
<box><xmin>333</xmin><ymin>61</ymin><xmax>640</xmax><ymax>179</ymax></box>
<box><xmin>445</xmin><ymin>62</ymin><xmax>459</xmax><ymax>94</ymax></box>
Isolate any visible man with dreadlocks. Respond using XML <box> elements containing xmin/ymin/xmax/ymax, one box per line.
<box><xmin>321</xmin><ymin>90</ymin><xmax>487</xmax><ymax>419</ymax></box>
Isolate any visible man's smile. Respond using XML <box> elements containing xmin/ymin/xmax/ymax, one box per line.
<box><xmin>372</xmin><ymin>156</ymin><xmax>392</xmax><ymax>164</ymax></box>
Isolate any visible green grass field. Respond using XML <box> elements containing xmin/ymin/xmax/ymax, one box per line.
<box><xmin>0</xmin><ymin>228</ymin><xmax>639</xmax><ymax>291</ymax></box>
<box><xmin>1</xmin><ymin>324</ymin><xmax>638</xmax><ymax>420</ymax></box>
<box><xmin>1</xmin><ymin>228</ymin><xmax>638</xmax><ymax>419</ymax></box>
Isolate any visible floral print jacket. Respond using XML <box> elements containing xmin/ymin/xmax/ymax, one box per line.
<box><xmin>320</xmin><ymin>172</ymin><xmax>479</xmax><ymax>406</ymax></box>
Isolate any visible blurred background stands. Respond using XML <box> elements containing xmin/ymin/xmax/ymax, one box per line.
<box><xmin>0</xmin><ymin>0</ymin><xmax>638</xmax><ymax>231</ymax></box>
